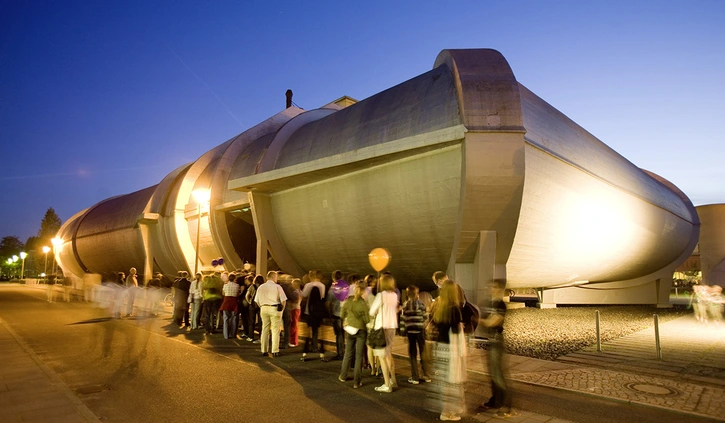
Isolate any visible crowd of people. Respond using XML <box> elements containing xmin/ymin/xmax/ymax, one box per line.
<box><xmin>93</xmin><ymin>266</ymin><xmax>511</xmax><ymax>421</ymax></box>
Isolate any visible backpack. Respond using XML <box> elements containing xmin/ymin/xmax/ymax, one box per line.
<box><xmin>462</xmin><ymin>301</ymin><xmax>480</xmax><ymax>334</ymax></box>
<box><xmin>308</xmin><ymin>285</ymin><xmax>328</xmax><ymax>318</ymax></box>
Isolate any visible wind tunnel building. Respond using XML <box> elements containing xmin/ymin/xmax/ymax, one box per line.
<box><xmin>56</xmin><ymin>49</ymin><xmax>699</xmax><ymax>308</ymax></box>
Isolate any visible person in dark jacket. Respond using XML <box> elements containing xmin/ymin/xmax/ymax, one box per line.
<box><xmin>402</xmin><ymin>285</ymin><xmax>431</xmax><ymax>384</ymax></box>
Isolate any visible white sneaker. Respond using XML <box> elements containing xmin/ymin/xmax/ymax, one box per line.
<box><xmin>374</xmin><ymin>384</ymin><xmax>392</xmax><ymax>393</ymax></box>
<box><xmin>407</xmin><ymin>377</ymin><xmax>420</xmax><ymax>385</ymax></box>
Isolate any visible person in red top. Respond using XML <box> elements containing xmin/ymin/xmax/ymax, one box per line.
<box><xmin>219</xmin><ymin>272</ymin><xmax>240</xmax><ymax>339</ymax></box>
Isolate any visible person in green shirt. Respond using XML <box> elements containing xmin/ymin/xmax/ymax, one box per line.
<box><xmin>338</xmin><ymin>280</ymin><xmax>369</xmax><ymax>388</ymax></box>
<box><xmin>201</xmin><ymin>273</ymin><xmax>223</xmax><ymax>334</ymax></box>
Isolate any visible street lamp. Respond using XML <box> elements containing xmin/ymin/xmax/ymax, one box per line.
<box><xmin>19</xmin><ymin>252</ymin><xmax>27</xmax><ymax>279</ymax></box>
<box><xmin>192</xmin><ymin>188</ymin><xmax>211</xmax><ymax>275</ymax></box>
<box><xmin>42</xmin><ymin>246</ymin><xmax>50</xmax><ymax>281</ymax></box>
<box><xmin>50</xmin><ymin>237</ymin><xmax>62</xmax><ymax>278</ymax></box>
<box><xmin>11</xmin><ymin>255</ymin><xmax>19</xmax><ymax>279</ymax></box>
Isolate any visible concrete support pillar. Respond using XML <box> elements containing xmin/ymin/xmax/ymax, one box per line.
<box><xmin>248</xmin><ymin>192</ymin><xmax>305</xmax><ymax>278</ymax></box>
<box><xmin>537</xmin><ymin>290</ymin><xmax>557</xmax><ymax>309</ymax></box>
<box><xmin>453</xmin><ymin>230</ymin><xmax>502</xmax><ymax>338</ymax></box>
<box><xmin>138</xmin><ymin>222</ymin><xmax>154</xmax><ymax>286</ymax></box>
<box><xmin>137</xmin><ymin>213</ymin><xmax>159</xmax><ymax>284</ymax></box>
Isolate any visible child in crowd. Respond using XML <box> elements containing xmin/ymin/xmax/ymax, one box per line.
<box><xmin>402</xmin><ymin>285</ymin><xmax>431</xmax><ymax>384</ymax></box>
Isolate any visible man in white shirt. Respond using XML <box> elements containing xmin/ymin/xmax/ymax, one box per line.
<box><xmin>254</xmin><ymin>271</ymin><xmax>287</xmax><ymax>357</ymax></box>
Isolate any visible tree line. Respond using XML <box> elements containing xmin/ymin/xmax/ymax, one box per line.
<box><xmin>0</xmin><ymin>208</ymin><xmax>62</xmax><ymax>279</ymax></box>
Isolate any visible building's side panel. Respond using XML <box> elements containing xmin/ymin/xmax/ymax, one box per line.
<box><xmin>507</xmin><ymin>144</ymin><xmax>695</xmax><ymax>288</ymax></box>
<box><xmin>270</xmin><ymin>146</ymin><xmax>463</xmax><ymax>285</ymax></box>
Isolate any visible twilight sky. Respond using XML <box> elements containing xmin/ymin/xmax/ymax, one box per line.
<box><xmin>1</xmin><ymin>0</ymin><xmax>723</xmax><ymax>243</ymax></box>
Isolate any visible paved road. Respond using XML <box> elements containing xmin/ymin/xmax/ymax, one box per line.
<box><xmin>0</xmin><ymin>285</ymin><xmax>718</xmax><ymax>423</ymax></box>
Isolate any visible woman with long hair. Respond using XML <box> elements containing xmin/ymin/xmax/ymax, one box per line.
<box><xmin>369</xmin><ymin>273</ymin><xmax>399</xmax><ymax>392</ymax></box>
<box><xmin>429</xmin><ymin>280</ymin><xmax>466</xmax><ymax>421</ymax></box>
<box><xmin>338</xmin><ymin>280</ymin><xmax>369</xmax><ymax>388</ymax></box>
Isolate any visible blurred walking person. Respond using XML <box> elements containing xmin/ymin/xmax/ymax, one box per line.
<box><xmin>124</xmin><ymin>267</ymin><xmax>139</xmax><ymax>317</ymax></box>
<box><xmin>146</xmin><ymin>272</ymin><xmax>163</xmax><ymax>317</ymax></box>
<box><xmin>478</xmin><ymin>279</ymin><xmax>512</xmax><ymax>417</ymax></box>
<box><xmin>429</xmin><ymin>280</ymin><xmax>466</xmax><ymax>421</ymax></box>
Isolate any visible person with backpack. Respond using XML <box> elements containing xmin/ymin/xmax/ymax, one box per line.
<box><xmin>244</xmin><ymin>275</ymin><xmax>263</xmax><ymax>342</ymax></box>
<box><xmin>300</xmin><ymin>270</ymin><xmax>328</xmax><ymax>362</ymax></box>
<box><xmin>402</xmin><ymin>285</ymin><xmax>431</xmax><ymax>384</ymax></box>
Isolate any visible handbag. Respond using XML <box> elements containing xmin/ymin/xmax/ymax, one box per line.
<box><xmin>367</xmin><ymin>327</ymin><xmax>386</xmax><ymax>349</ymax></box>
<box><xmin>366</xmin><ymin>293</ymin><xmax>387</xmax><ymax>349</ymax></box>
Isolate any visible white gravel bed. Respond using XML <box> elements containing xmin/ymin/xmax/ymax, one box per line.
<box><xmin>499</xmin><ymin>305</ymin><xmax>690</xmax><ymax>360</ymax></box>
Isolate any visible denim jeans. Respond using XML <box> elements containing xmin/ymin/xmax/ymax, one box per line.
<box><xmin>340</xmin><ymin>329</ymin><xmax>367</xmax><ymax>385</ymax></box>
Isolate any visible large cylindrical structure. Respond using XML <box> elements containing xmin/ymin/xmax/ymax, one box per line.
<box><xmin>697</xmin><ymin>204</ymin><xmax>725</xmax><ymax>288</ymax></box>
<box><xmin>57</xmin><ymin>49</ymin><xmax>698</xmax><ymax>303</ymax></box>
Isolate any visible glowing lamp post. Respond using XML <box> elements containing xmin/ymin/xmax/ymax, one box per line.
<box><xmin>192</xmin><ymin>189</ymin><xmax>211</xmax><ymax>275</ymax></box>
<box><xmin>11</xmin><ymin>255</ymin><xmax>18</xmax><ymax>278</ymax></box>
<box><xmin>19</xmin><ymin>252</ymin><xmax>27</xmax><ymax>279</ymax></box>
<box><xmin>42</xmin><ymin>246</ymin><xmax>51</xmax><ymax>281</ymax></box>
<box><xmin>51</xmin><ymin>237</ymin><xmax>62</xmax><ymax>278</ymax></box>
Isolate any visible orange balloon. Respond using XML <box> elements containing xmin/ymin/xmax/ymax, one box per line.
<box><xmin>368</xmin><ymin>248</ymin><xmax>391</xmax><ymax>272</ymax></box>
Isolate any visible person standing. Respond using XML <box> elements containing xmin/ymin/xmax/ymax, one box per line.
<box><xmin>201</xmin><ymin>273</ymin><xmax>223</xmax><ymax>335</ymax></box>
<box><xmin>369</xmin><ymin>274</ymin><xmax>400</xmax><ymax>393</ymax></box>
<box><xmin>254</xmin><ymin>271</ymin><xmax>287</xmax><ymax>357</ymax></box>
<box><xmin>173</xmin><ymin>271</ymin><xmax>191</xmax><ymax>327</ymax></box>
<box><xmin>237</xmin><ymin>275</ymin><xmax>252</xmax><ymax>338</ymax></box>
<box><xmin>245</xmin><ymin>275</ymin><xmax>263</xmax><ymax>342</ymax></box>
<box><xmin>402</xmin><ymin>285</ymin><xmax>431</xmax><ymax>384</ymax></box>
<box><xmin>219</xmin><ymin>273</ymin><xmax>240</xmax><ymax>339</ymax></box>
<box><xmin>288</xmin><ymin>278</ymin><xmax>302</xmax><ymax>347</ymax></box>
<box><xmin>300</xmin><ymin>270</ymin><xmax>327</xmax><ymax>362</ymax></box>
<box><xmin>327</xmin><ymin>270</ymin><xmax>349</xmax><ymax>360</ymax></box>
<box><xmin>338</xmin><ymin>281</ymin><xmax>369</xmax><ymax>388</ymax></box>
<box><xmin>430</xmin><ymin>271</ymin><xmax>449</xmax><ymax>300</ymax></box>
<box><xmin>124</xmin><ymin>267</ymin><xmax>139</xmax><ymax>317</ymax></box>
<box><xmin>478</xmin><ymin>279</ymin><xmax>512</xmax><ymax>417</ymax></box>
<box><xmin>429</xmin><ymin>280</ymin><xmax>466</xmax><ymax>422</ymax></box>
<box><xmin>188</xmin><ymin>272</ymin><xmax>203</xmax><ymax>329</ymax></box>
<box><xmin>279</xmin><ymin>276</ymin><xmax>296</xmax><ymax>349</ymax></box>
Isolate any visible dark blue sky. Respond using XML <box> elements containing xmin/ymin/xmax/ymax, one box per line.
<box><xmin>1</xmin><ymin>0</ymin><xmax>723</xmax><ymax>243</ymax></box>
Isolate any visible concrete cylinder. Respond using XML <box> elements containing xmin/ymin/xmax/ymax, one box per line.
<box><xmin>697</xmin><ymin>204</ymin><xmax>725</xmax><ymax>288</ymax></box>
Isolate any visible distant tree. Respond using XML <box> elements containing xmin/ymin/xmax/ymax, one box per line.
<box><xmin>37</xmin><ymin>208</ymin><xmax>62</xmax><ymax>248</ymax></box>
<box><xmin>0</xmin><ymin>236</ymin><xmax>24</xmax><ymax>258</ymax></box>
<box><xmin>0</xmin><ymin>236</ymin><xmax>24</xmax><ymax>277</ymax></box>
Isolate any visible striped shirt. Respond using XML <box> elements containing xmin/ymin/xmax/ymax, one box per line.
<box><xmin>402</xmin><ymin>299</ymin><xmax>427</xmax><ymax>333</ymax></box>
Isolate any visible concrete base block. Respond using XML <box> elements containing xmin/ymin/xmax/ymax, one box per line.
<box><xmin>505</xmin><ymin>302</ymin><xmax>526</xmax><ymax>310</ymax></box>
<box><xmin>537</xmin><ymin>302</ymin><xmax>557</xmax><ymax>309</ymax></box>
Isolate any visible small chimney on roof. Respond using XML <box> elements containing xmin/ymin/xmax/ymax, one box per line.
<box><xmin>285</xmin><ymin>89</ymin><xmax>293</xmax><ymax>108</ymax></box>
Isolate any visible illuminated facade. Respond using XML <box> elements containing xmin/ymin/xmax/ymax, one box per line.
<box><xmin>56</xmin><ymin>49</ymin><xmax>699</xmax><ymax>307</ymax></box>
<box><xmin>697</xmin><ymin>204</ymin><xmax>725</xmax><ymax>289</ymax></box>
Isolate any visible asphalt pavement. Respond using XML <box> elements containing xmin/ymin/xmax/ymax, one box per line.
<box><xmin>0</xmin><ymin>284</ymin><xmax>721</xmax><ymax>423</ymax></box>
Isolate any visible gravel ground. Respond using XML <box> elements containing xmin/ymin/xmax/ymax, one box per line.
<box><xmin>499</xmin><ymin>305</ymin><xmax>691</xmax><ymax>360</ymax></box>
